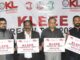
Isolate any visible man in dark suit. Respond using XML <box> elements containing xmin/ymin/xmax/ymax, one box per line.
<box><xmin>40</xmin><ymin>17</ymin><xmax>64</xmax><ymax>60</ymax></box>
<box><xmin>65</xmin><ymin>15</ymin><xmax>80</xmax><ymax>60</ymax></box>
<box><xmin>16</xmin><ymin>20</ymin><xmax>43</xmax><ymax>60</ymax></box>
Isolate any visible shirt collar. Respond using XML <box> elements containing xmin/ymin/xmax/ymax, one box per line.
<box><xmin>47</xmin><ymin>27</ymin><xmax>57</xmax><ymax>32</ymax></box>
<box><xmin>24</xmin><ymin>31</ymin><xmax>31</xmax><ymax>38</ymax></box>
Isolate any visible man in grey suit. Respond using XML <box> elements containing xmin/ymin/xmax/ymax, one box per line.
<box><xmin>41</xmin><ymin>17</ymin><xmax>64</xmax><ymax>60</ymax></box>
<box><xmin>0</xmin><ymin>18</ymin><xmax>14</xmax><ymax>60</ymax></box>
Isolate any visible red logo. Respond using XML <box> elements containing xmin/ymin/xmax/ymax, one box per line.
<box><xmin>5</xmin><ymin>1</ymin><xmax>17</xmax><ymax>9</ymax></box>
<box><xmin>26</xmin><ymin>2</ymin><xmax>32</xmax><ymax>10</ymax></box>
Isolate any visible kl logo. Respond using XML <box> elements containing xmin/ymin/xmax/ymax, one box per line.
<box><xmin>0</xmin><ymin>1</ymin><xmax>18</xmax><ymax>11</ymax></box>
<box><xmin>5</xmin><ymin>1</ymin><xmax>17</xmax><ymax>9</ymax></box>
<box><xmin>62</xmin><ymin>0</ymin><xmax>80</xmax><ymax>8</ymax></box>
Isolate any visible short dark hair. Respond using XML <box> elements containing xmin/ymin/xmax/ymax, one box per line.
<box><xmin>23</xmin><ymin>20</ymin><xmax>32</xmax><ymax>26</ymax></box>
<box><xmin>73</xmin><ymin>15</ymin><xmax>80</xmax><ymax>22</ymax></box>
<box><xmin>48</xmin><ymin>17</ymin><xmax>56</xmax><ymax>22</ymax></box>
<box><xmin>0</xmin><ymin>18</ymin><xmax>7</xmax><ymax>23</ymax></box>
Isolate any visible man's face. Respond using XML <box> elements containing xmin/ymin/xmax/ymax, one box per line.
<box><xmin>48</xmin><ymin>19</ymin><xmax>56</xmax><ymax>29</ymax></box>
<box><xmin>0</xmin><ymin>21</ymin><xmax>6</xmax><ymax>29</ymax></box>
<box><xmin>73</xmin><ymin>17</ymin><xmax>80</xmax><ymax>27</ymax></box>
<box><xmin>24</xmin><ymin>22</ymin><xmax>32</xmax><ymax>30</ymax></box>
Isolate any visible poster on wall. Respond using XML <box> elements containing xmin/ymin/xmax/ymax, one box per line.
<box><xmin>0</xmin><ymin>0</ymin><xmax>80</xmax><ymax>35</ymax></box>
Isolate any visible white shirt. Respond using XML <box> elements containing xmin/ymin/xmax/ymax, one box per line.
<box><xmin>24</xmin><ymin>31</ymin><xmax>32</xmax><ymax>58</ymax></box>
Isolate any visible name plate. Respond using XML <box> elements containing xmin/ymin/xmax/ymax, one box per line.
<box><xmin>44</xmin><ymin>38</ymin><xmax>65</xmax><ymax>52</ymax></box>
<box><xmin>0</xmin><ymin>39</ymin><xmax>14</xmax><ymax>55</ymax></box>
<box><xmin>65</xmin><ymin>35</ymin><xmax>80</xmax><ymax>54</ymax></box>
<box><xmin>17</xmin><ymin>38</ymin><xmax>39</xmax><ymax>53</ymax></box>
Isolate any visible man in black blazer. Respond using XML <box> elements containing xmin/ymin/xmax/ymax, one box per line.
<box><xmin>16</xmin><ymin>20</ymin><xmax>43</xmax><ymax>60</ymax></box>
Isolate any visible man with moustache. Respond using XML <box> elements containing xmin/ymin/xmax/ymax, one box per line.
<box><xmin>17</xmin><ymin>20</ymin><xmax>42</xmax><ymax>60</ymax></box>
<box><xmin>0</xmin><ymin>18</ymin><xmax>14</xmax><ymax>60</ymax></box>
